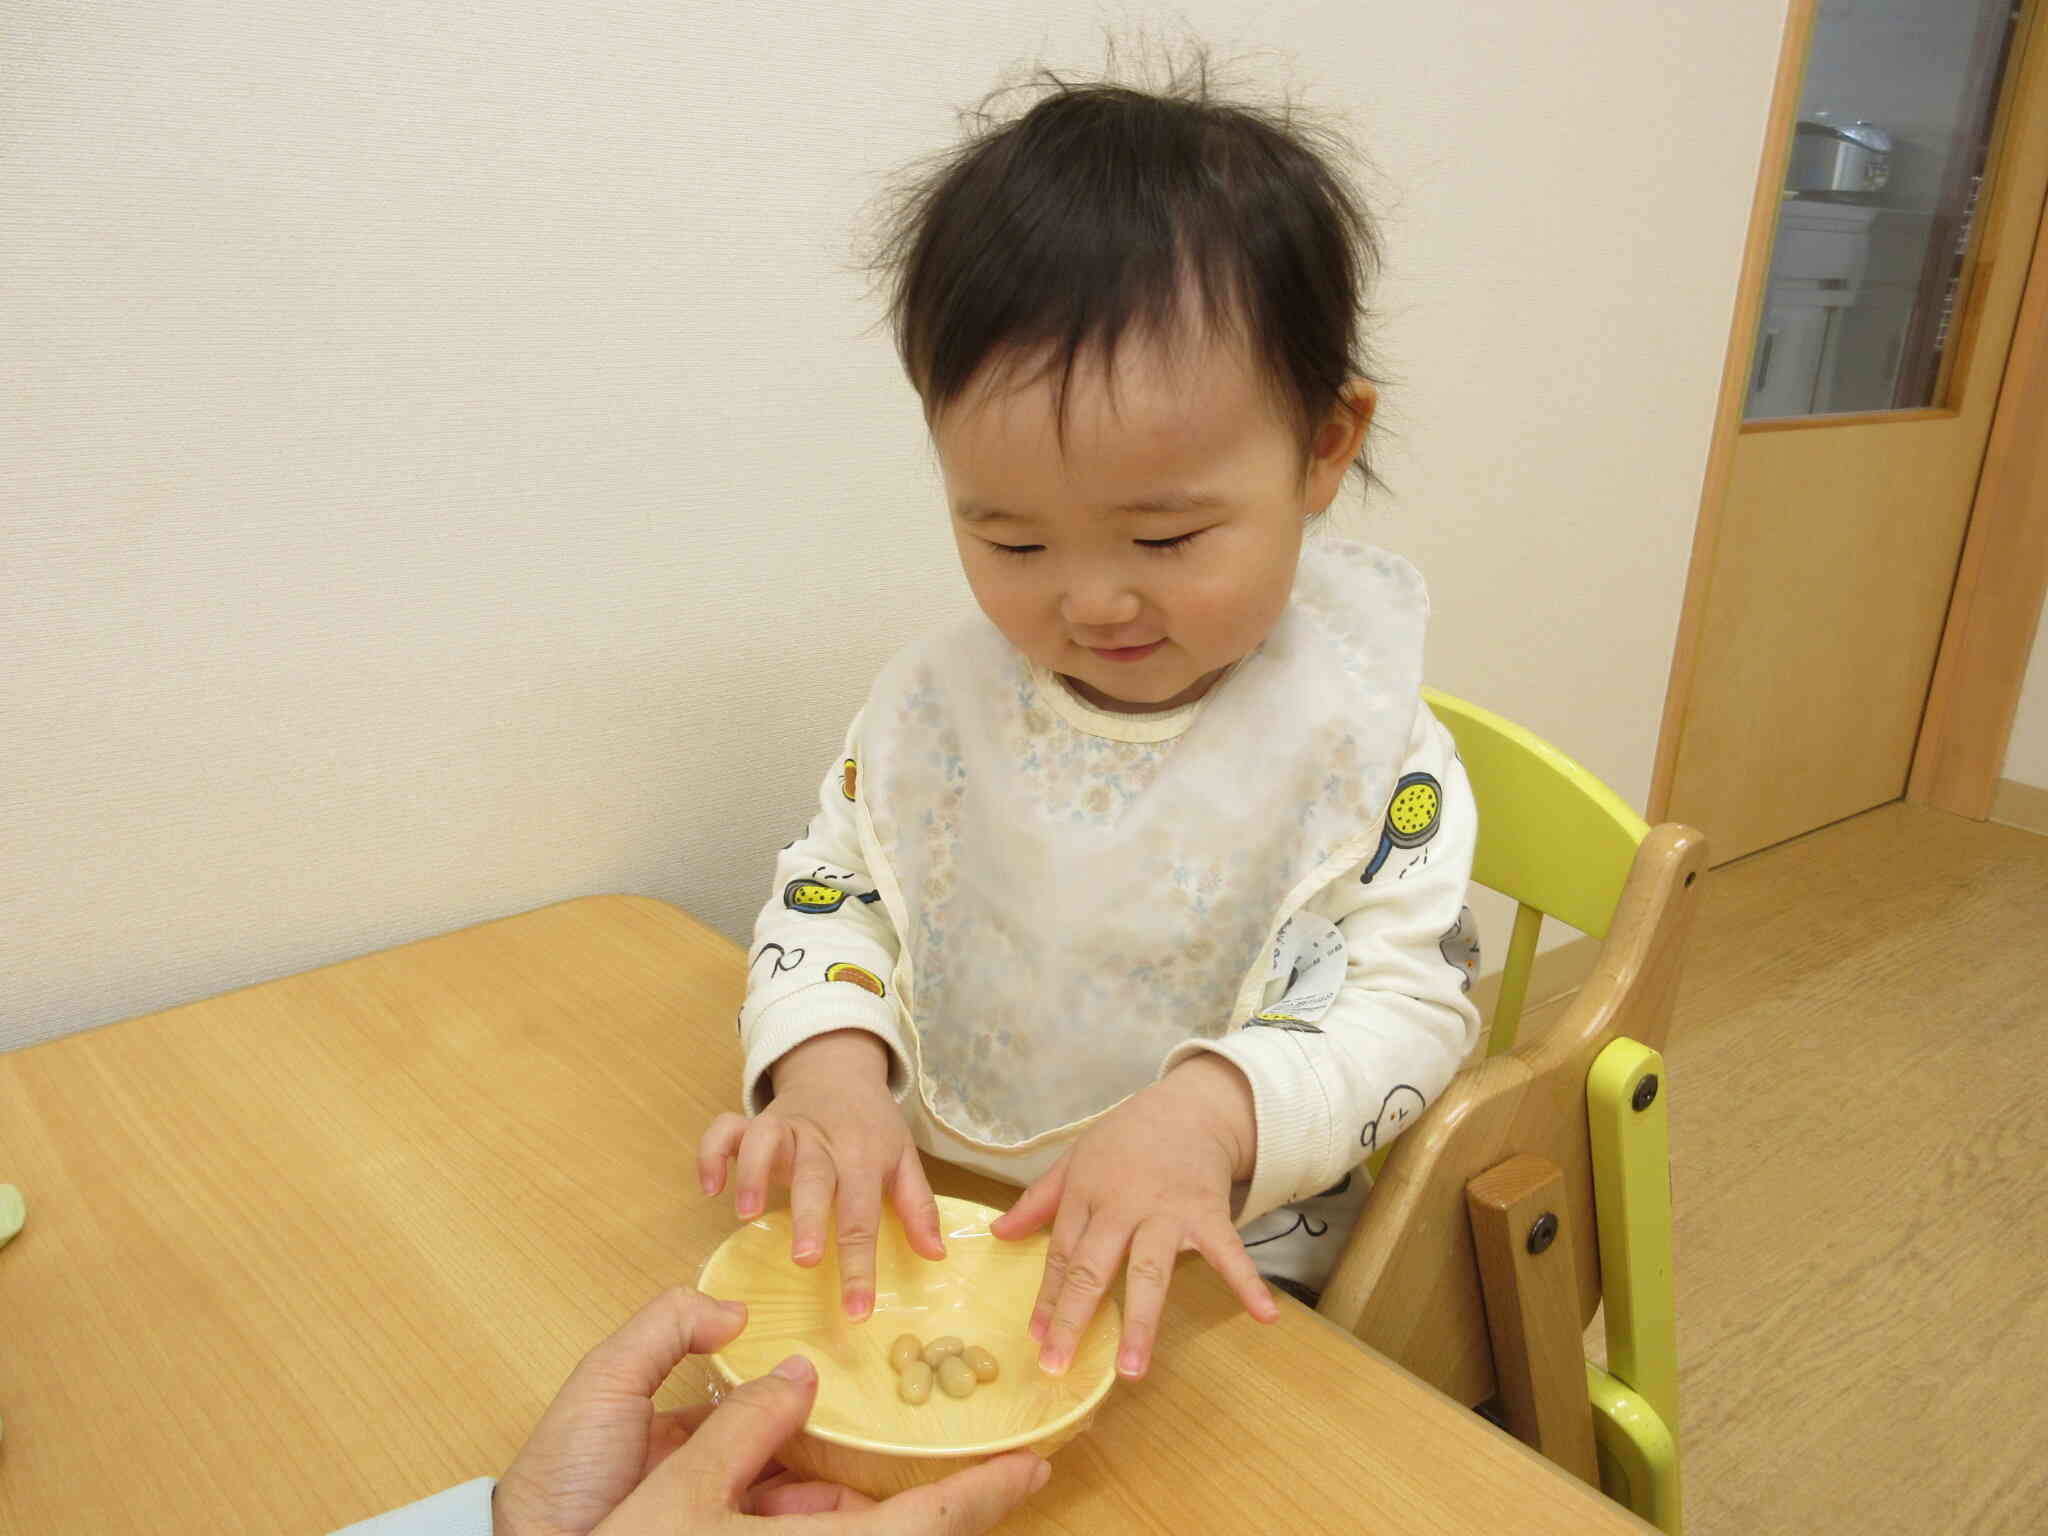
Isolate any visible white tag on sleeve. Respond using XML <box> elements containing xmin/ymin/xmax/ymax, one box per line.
<box><xmin>1259</xmin><ymin>911</ymin><xmax>1347</xmax><ymax>1023</ymax></box>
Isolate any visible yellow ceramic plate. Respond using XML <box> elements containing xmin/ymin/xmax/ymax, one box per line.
<box><xmin>696</xmin><ymin>1196</ymin><xmax>1118</xmax><ymax>1492</ymax></box>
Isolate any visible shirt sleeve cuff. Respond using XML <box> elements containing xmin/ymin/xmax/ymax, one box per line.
<box><xmin>328</xmin><ymin>1477</ymin><xmax>496</xmax><ymax>1536</ymax></box>
<box><xmin>1162</xmin><ymin>1034</ymin><xmax>1326</xmax><ymax>1227</ymax></box>
<box><xmin>741</xmin><ymin>985</ymin><xmax>915</xmax><ymax>1114</ymax></box>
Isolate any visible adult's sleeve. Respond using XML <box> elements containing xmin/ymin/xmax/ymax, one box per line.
<box><xmin>327</xmin><ymin>1477</ymin><xmax>495</xmax><ymax>1536</ymax></box>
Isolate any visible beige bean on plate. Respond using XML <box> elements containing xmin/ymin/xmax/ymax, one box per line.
<box><xmin>961</xmin><ymin>1344</ymin><xmax>999</xmax><ymax>1382</ymax></box>
<box><xmin>897</xmin><ymin>1359</ymin><xmax>935</xmax><ymax>1405</ymax></box>
<box><xmin>936</xmin><ymin>1354</ymin><xmax>978</xmax><ymax>1399</ymax></box>
<box><xmin>888</xmin><ymin>1333</ymin><xmax>924</xmax><ymax>1373</ymax></box>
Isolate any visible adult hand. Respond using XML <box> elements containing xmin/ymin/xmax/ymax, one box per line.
<box><xmin>990</xmin><ymin>1055</ymin><xmax>1279</xmax><ymax>1380</ymax></box>
<box><xmin>698</xmin><ymin>1030</ymin><xmax>946</xmax><ymax>1320</ymax></box>
<box><xmin>494</xmin><ymin>1285</ymin><xmax>1049</xmax><ymax>1536</ymax></box>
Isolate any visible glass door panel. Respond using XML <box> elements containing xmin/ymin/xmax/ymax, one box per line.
<box><xmin>1745</xmin><ymin>0</ymin><xmax>2024</xmax><ymax>420</ymax></box>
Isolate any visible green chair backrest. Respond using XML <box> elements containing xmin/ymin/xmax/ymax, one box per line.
<box><xmin>1422</xmin><ymin>688</ymin><xmax>1650</xmax><ymax>1054</ymax></box>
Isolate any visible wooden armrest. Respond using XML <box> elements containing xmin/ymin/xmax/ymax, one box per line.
<box><xmin>1314</xmin><ymin>822</ymin><xmax>1708</xmax><ymax>1408</ymax></box>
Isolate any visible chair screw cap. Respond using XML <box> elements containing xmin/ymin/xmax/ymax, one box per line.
<box><xmin>1632</xmin><ymin>1075</ymin><xmax>1660</xmax><ymax>1112</ymax></box>
<box><xmin>1527</xmin><ymin>1212</ymin><xmax>1559</xmax><ymax>1254</ymax></box>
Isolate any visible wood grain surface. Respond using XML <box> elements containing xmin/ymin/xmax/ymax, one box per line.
<box><xmin>1466</xmin><ymin>1156</ymin><xmax>1599</xmax><ymax>1486</ymax></box>
<box><xmin>1649</xmin><ymin>0</ymin><xmax>1818</xmax><ymax>829</ymax></box>
<box><xmin>1577</xmin><ymin>803</ymin><xmax>2048</xmax><ymax>1535</ymax></box>
<box><xmin>1659</xmin><ymin>1</ymin><xmax>2048</xmax><ymax>862</ymax></box>
<box><xmin>1908</xmin><ymin>179</ymin><xmax>2048</xmax><ymax>820</ymax></box>
<box><xmin>0</xmin><ymin>894</ymin><xmax>1649</xmax><ymax>1533</ymax></box>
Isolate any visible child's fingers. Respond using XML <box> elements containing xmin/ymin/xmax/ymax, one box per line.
<box><xmin>887</xmin><ymin>1145</ymin><xmax>947</xmax><ymax>1262</ymax></box>
<box><xmin>1195</xmin><ymin>1218</ymin><xmax>1281</xmax><ymax>1324</ymax></box>
<box><xmin>1026</xmin><ymin>1190</ymin><xmax>1089</xmax><ymax>1346</ymax></box>
<box><xmin>834</xmin><ymin>1165</ymin><xmax>886</xmax><ymax>1320</ymax></box>
<box><xmin>787</xmin><ymin>1134</ymin><xmax>837</xmax><ymax>1266</ymax></box>
<box><xmin>991</xmin><ymin>1159</ymin><xmax>1066</xmax><ymax>1242</ymax></box>
<box><xmin>731</xmin><ymin>1118</ymin><xmax>791</xmax><ymax>1222</ymax></box>
<box><xmin>1040</xmin><ymin>1218</ymin><xmax>1128</xmax><ymax>1376</ymax></box>
<box><xmin>1112</xmin><ymin>1222</ymin><xmax>1182</xmax><ymax>1379</ymax></box>
<box><xmin>697</xmin><ymin>1112</ymin><xmax>749</xmax><ymax>1197</ymax></box>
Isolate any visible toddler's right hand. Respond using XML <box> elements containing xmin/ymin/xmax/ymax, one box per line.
<box><xmin>697</xmin><ymin>1029</ymin><xmax>946</xmax><ymax>1321</ymax></box>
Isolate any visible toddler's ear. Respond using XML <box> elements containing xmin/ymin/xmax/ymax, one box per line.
<box><xmin>1327</xmin><ymin>382</ymin><xmax>1377</xmax><ymax>453</ymax></box>
<box><xmin>1304</xmin><ymin>381</ymin><xmax>1377</xmax><ymax>506</ymax></box>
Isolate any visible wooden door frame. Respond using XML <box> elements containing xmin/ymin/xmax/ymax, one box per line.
<box><xmin>1909</xmin><ymin>178</ymin><xmax>2048</xmax><ymax>816</ymax></box>
<box><xmin>1649</xmin><ymin>0</ymin><xmax>2048</xmax><ymax>830</ymax></box>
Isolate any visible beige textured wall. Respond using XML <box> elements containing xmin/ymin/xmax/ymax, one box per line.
<box><xmin>2</xmin><ymin>2</ymin><xmax>1790</xmax><ymax>1049</ymax></box>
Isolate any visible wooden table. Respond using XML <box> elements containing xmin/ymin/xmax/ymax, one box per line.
<box><xmin>0</xmin><ymin>896</ymin><xmax>1650</xmax><ymax>1533</ymax></box>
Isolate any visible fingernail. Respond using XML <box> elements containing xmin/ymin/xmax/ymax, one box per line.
<box><xmin>719</xmin><ymin>1297</ymin><xmax>747</xmax><ymax>1317</ymax></box>
<box><xmin>737</xmin><ymin>1195</ymin><xmax>761</xmax><ymax>1219</ymax></box>
<box><xmin>1117</xmin><ymin>1348</ymin><xmax>1144</xmax><ymax>1377</ymax></box>
<box><xmin>845</xmin><ymin>1288</ymin><xmax>873</xmax><ymax>1320</ymax></box>
<box><xmin>1029</xmin><ymin>1458</ymin><xmax>1052</xmax><ymax>1494</ymax></box>
<box><xmin>1039</xmin><ymin>1349</ymin><xmax>1068</xmax><ymax>1377</ymax></box>
<box><xmin>701</xmin><ymin>1173</ymin><xmax>717</xmax><ymax>1195</ymax></box>
<box><xmin>773</xmin><ymin>1354</ymin><xmax>815</xmax><ymax>1383</ymax></box>
<box><xmin>793</xmin><ymin>1241</ymin><xmax>820</xmax><ymax>1263</ymax></box>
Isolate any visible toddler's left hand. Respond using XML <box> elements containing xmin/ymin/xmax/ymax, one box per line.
<box><xmin>989</xmin><ymin>1055</ymin><xmax>1280</xmax><ymax>1380</ymax></box>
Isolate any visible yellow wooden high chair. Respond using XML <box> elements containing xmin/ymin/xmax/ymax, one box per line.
<box><xmin>1316</xmin><ymin>689</ymin><xmax>1708</xmax><ymax>1534</ymax></box>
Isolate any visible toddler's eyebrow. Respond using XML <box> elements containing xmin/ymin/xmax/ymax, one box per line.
<box><xmin>955</xmin><ymin>492</ymin><xmax>1227</xmax><ymax>524</ymax></box>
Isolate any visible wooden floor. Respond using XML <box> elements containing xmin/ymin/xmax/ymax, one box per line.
<box><xmin>1566</xmin><ymin>801</ymin><xmax>2048</xmax><ymax>1535</ymax></box>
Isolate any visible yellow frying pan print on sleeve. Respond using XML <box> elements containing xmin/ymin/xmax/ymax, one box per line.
<box><xmin>1360</xmin><ymin>772</ymin><xmax>1442</xmax><ymax>884</ymax></box>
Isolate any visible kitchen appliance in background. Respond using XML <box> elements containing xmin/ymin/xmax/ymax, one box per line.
<box><xmin>1786</xmin><ymin>114</ymin><xmax>1894</xmax><ymax>200</ymax></box>
<box><xmin>1750</xmin><ymin>199</ymin><xmax>1880</xmax><ymax>416</ymax></box>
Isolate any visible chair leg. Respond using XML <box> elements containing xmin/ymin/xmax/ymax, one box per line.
<box><xmin>1465</xmin><ymin>1154</ymin><xmax>1599</xmax><ymax>1486</ymax></box>
<box><xmin>1586</xmin><ymin>1039</ymin><xmax>1681</xmax><ymax>1440</ymax></box>
<box><xmin>1587</xmin><ymin>1362</ymin><xmax>1681</xmax><ymax>1535</ymax></box>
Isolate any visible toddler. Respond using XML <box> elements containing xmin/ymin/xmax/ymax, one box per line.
<box><xmin>699</xmin><ymin>51</ymin><xmax>1482</xmax><ymax>1382</ymax></box>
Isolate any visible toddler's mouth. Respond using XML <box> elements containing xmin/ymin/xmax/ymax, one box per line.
<box><xmin>1086</xmin><ymin>640</ymin><xmax>1163</xmax><ymax>662</ymax></box>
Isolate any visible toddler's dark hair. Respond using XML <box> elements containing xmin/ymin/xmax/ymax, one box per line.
<box><xmin>860</xmin><ymin>39</ymin><xmax>1386</xmax><ymax>499</ymax></box>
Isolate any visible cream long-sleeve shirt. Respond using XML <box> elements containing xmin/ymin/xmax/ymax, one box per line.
<box><xmin>737</xmin><ymin>544</ymin><xmax>1481</xmax><ymax>1290</ymax></box>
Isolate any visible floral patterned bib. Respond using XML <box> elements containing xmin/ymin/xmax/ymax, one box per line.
<box><xmin>854</xmin><ymin>536</ymin><xmax>1429</xmax><ymax>1151</ymax></box>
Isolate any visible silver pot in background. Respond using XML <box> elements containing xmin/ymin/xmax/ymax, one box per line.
<box><xmin>1787</xmin><ymin>115</ymin><xmax>1893</xmax><ymax>200</ymax></box>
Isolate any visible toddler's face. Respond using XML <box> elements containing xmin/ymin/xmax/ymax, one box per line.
<box><xmin>932</xmin><ymin>323</ymin><xmax>1371</xmax><ymax>714</ymax></box>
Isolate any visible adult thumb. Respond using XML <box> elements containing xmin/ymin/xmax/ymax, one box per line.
<box><xmin>861</xmin><ymin>1451</ymin><xmax>1050</xmax><ymax>1535</ymax></box>
<box><xmin>648</xmin><ymin>1355</ymin><xmax>818</xmax><ymax>1508</ymax></box>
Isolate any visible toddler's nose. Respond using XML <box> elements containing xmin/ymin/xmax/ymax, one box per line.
<box><xmin>1059</xmin><ymin>574</ymin><xmax>1142</xmax><ymax>629</ymax></box>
